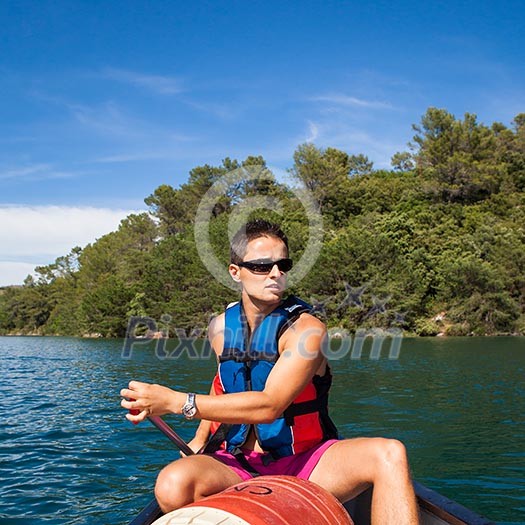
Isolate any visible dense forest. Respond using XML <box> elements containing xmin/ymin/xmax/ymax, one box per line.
<box><xmin>1</xmin><ymin>108</ymin><xmax>524</xmax><ymax>337</ymax></box>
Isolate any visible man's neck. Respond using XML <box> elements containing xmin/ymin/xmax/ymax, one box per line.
<box><xmin>240</xmin><ymin>292</ymin><xmax>283</xmax><ymax>331</ymax></box>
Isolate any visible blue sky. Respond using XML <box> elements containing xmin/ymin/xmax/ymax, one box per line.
<box><xmin>1</xmin><ymin>0</ymin><xmax>524</xmax><ymax>285</ymax></box>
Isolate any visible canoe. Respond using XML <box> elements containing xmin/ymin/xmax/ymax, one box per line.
<box><xmin>131</xmin><ymin>418</ymin><xmax>496</xmax><ymax>524</ymax></box>
<box><xmin>129</xmin><ymin>480</ymin><xmax>496</xmax><ymax>525</ymax></box>
<box><xmin>347</xmin><ymin>482</ymin><xmax>496</xmax><ymax>525</ymax></box>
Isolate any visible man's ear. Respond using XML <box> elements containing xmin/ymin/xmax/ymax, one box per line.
<box><xmin>229</xmin><ymin>263</ymin><xmax>241</xmax><ymax>282</ymax></box>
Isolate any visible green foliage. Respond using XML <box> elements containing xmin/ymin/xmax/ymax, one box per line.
<box><xmin>391</xmin><ymin>151</ymin><xmax>415</xmax><ymax>172</ymax></box>
<box><xmin>348</xmin><ymin>154</ymin><xmax>374</xmax><ymax>176</ymax></box>
<box><xmin>290</xmin><ymin>144</ymin><xmax>353</xmax><ymax>225</ymax></box>
<box><xmin>411</xmin><ymin>108</ymin><xmax>507</xmax><ymax>203</ymax></box>
<box><xmin>1</xmin><ymin>110</ymin><xmax>524</xmax><ymax>337</ymax></box>
<box><xmin>414</xmin><ymin>319</ymin><xmax>441</xmax><ymax>337</ymax></box>
<box><xmin>80</xmin><ymin>274</ymin><xmax>135</xmax><ymax>337</ymax></box>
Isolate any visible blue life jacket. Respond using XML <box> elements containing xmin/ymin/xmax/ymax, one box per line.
<box><xmin>215</xmin><ymin>295</ymin><xmax>338</xmax><ymax>459</ymax></box>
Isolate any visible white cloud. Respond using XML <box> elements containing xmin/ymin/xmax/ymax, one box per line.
<box><xmin>0</xmin><ymin>205</ymin><xmax>142</xmax><ymax>286</ymax></box>
<box><xmin>0</xmin><ymin>261</ymin><xmax>42</xmax><ymax>287</ymax></box>
<box><xmin>182</xmin><ymin>99</ymin><xmax>238</xmax><ymax>119</ymax></box>
<box><xmin>309</xmin><ymin>94</ymin><xmax>394</xmax><ymax>110</ymax></box>
<box><xmin>95</xmin><ymin>151</ymin><xmax>173</xmax><ymax>163</ymax></box>
<box><xmin>305</xmin><ymin>121</ymin><xmax>319</xmax><ymax>142</ymax></box>
<box><xmin>0</xmin><ymin>164</ymin><xmax>50</xmax><ymax>180</ymax></box>
<box><xmin>297</xmin><ymin>120</ymin><xmax>407</xmax><ymax>169</ymax></box>
<box><xmin>69</xmin><ymin>101</ymin><xmax>142</xmax><ymax>139</ymax></box>
<box><xmin>0</xmin><ymin>164</ymin><xmax>77</xmax><ymax>182</ymax></box>
<box><xmin>103</xmin><ymin>67</ymin><xmax>183</xmax><ymax>95</ymax></box>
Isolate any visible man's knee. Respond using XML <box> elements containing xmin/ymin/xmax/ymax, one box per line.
<box><xmin>155</xmin><ymin>463</ymin><xmax>196</xmax><ymax>512</ymax></box>
<box><xmin>374</xmin><ymin>438</ymin><xmax>409</xmax><ymax>472</ymax></box>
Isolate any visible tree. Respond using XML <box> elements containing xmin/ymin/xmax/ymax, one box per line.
<box><xmin>348</xmin><ymin>154</ymin><xmax>373</xmax><ymax>176</ymax></box>
<box><xmin>80</xmin><ymin>274</ymin><xmax>134</xmax><ymax>337</ymax></box>
<box><xmin>290</xmin><ymin>143</ymin><xmax>353</xmax><ymax>224</ymax></box>
<box><xmin>144</xmin><ymin>184</ymin><xmax>185</xmax><ymax>236</ymax></box>
<box><xmin>509</xmin><ymin>114</ymin><xmax>525</xmax><ymax>190</ymax></box>
<box><xmin>412</xmin><ymin>108</ymin><xmax>502</xmax><ymax>203</ymax></box>
<box><xmin>145</xmin><ymin>159</ymin><xmax>244</xmax><ymax>236</ymax></box>
<box><xmin>391</xmin><ymin>151</ymin><xmax>415</xmax><ymax>172</ymax></box>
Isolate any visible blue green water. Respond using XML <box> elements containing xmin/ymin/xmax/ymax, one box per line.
<box><xmin>0</xmin><ymin>336</ymin><xmax>523</xmax><ymax>524</ymax></box>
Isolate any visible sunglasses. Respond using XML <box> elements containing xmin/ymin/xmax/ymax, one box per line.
<box><xmin>237</xmin><ymin>258</ymin><xmax>293</xmax><ymax>274</ymax></box>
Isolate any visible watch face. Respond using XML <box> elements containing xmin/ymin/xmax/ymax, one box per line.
<box><xmin>182</xmin><ymin>393</ymin><xmax>197</xmax><ymax>419</ymax></box>
<box><xmin>183</xmin><ymin>404</ymin><xmax>197</xmax><ymax>418</ymax></box>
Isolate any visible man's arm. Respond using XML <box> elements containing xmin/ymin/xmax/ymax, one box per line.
<box><xmin>184</xmin><ymin>381</ymin><xmax>215</xmax><ymax>454</ymax></box>
<box><xmin>120</xmin><ymin>314</ymin><xmax>326</xmax><ymax>425</ymax></box>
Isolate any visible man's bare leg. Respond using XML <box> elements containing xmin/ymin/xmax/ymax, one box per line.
<box><xmin>308</xmin><ymin>437</ymin><xmax>419</xmax><ymax>525</ymax></box>
<box><xmin>155</xmin><ymin>455</ymin><xmax>243</xmax><ymax>513</ymax></box>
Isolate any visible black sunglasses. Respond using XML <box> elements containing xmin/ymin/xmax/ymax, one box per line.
<box><xmin>237</xmin><ymin>258</ymin><xmax>293</xmax><ymax>274</ymax></box>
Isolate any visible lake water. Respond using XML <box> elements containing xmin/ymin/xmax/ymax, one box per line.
<box><xmin>0</xmin><ymin>335</ymin><xmax>523</xmax><ymax>524</ymax></box>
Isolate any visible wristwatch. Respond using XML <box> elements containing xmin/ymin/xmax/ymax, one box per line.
<box><xmin>181</xmin><ymin>393</ymin><xmax>197</xmax><ymax>420</ymax></box>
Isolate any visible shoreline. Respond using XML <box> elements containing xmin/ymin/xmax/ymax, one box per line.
<box><xmin>1</xmin><ymin>331</ymin><xmax>523</xmax><ymax>338</ymax></box>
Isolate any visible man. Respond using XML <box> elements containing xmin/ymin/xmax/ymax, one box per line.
<box><xmin>120</xmin><ymin>219</ymin><xmax>419</xmax><ymax>524</ymax></box>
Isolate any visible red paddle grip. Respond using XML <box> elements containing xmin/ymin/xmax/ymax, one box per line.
<box><xmin>129</xmin><ymin>398</ymin><xmax>140</xmax><ymax>424</ymax></box>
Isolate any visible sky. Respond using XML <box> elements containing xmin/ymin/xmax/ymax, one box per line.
<box><xmin>1</xmin><ymin>0</ymin><xmax>524</xmax><ymax>286</ymax></box>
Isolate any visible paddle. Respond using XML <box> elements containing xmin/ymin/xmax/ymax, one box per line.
<box><xmin>148</xmin><ymin>416</ymin><xmax>195</xmax><ymax>457</ymax></box>
<box><xmin>128</xmin><ymin>416</ymin><xmax>195</xmax><ymax>525</ymax></box>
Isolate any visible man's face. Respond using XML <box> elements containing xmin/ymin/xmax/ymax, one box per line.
<box><xmin>229</xmin><ymin>235</ymin><xmax>289</xmax><ymax>304</ymax></box>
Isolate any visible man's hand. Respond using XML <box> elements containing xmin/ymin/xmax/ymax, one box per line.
<box><xmin>120</xmin><ymin>380</ymin><xmax>184</xmax><ymax>423</ymax></box>
<box><xmin>181</xmin><ymin>435</ymin><xmax>207</xmax><ymax>456</ymax></box>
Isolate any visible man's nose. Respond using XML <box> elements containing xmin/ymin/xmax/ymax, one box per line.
<box><xmin>269</xmin><ymin>263</ymin><xmax>282</xmax><ymax>278</ymax></box>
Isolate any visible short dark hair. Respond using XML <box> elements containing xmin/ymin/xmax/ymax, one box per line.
<box><xmin>230</xmin><ymin>219</ymin><xmax>289</xmax><ymax>264</ymax></box>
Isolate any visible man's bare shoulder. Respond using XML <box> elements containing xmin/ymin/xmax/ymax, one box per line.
<box><xmin>294</xmin><ymin>312</ymin><xmax>327</xmax><ymax>332</ymax></box>
<box><xmin>208</xmin><ymin>312</ymin><xmax>225</xmax><ymax>339</ymax></box>
<box><xmin>282</xmin><ymin>311</ymin><xmax>326</xmax><ymax>344</ymax></box>
<box><xmin>278</xmin><ymin>311</ymin><xmax>327</xmax><ymax>366</ymax></box>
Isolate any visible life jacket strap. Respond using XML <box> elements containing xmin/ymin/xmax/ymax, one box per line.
<box><xmin>283</xmin><ymin>392</ymin><xmax>329</xmax><ymax>426</ymax></box>
<box><xmin>261</xmin><ymin>452</ymin><xmax>278</xmax><ymax>466</ymax></box>
<box><xmin>202</xmin><ymin>424</ymin><xmax>278</xmax><ymax>471</ymax></box>
<box><xmin>219</xmin><ymin>348</ymin><xmax>279</xmax><ymax>363</ymax></box>
<box><xmin>231</xmin><ymin>447</ymin><xmax>262</xmax><ymax>477</ymax></box>
<box><xmin>201</xmin><ymin>423</ymin><xmax>232</xmax><ymax>454</ymax></box>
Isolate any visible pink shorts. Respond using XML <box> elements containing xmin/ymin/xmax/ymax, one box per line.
<box><xmin>209</xmin><ymin>440</ymin><xmax>339</xmax><ymax>481</ymax></box>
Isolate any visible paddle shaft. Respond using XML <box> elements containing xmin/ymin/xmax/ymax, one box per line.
<box><xmin>147</xmin><ymin>416</ymin><xmax>195</xmax><ymax>457</ymax></box>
